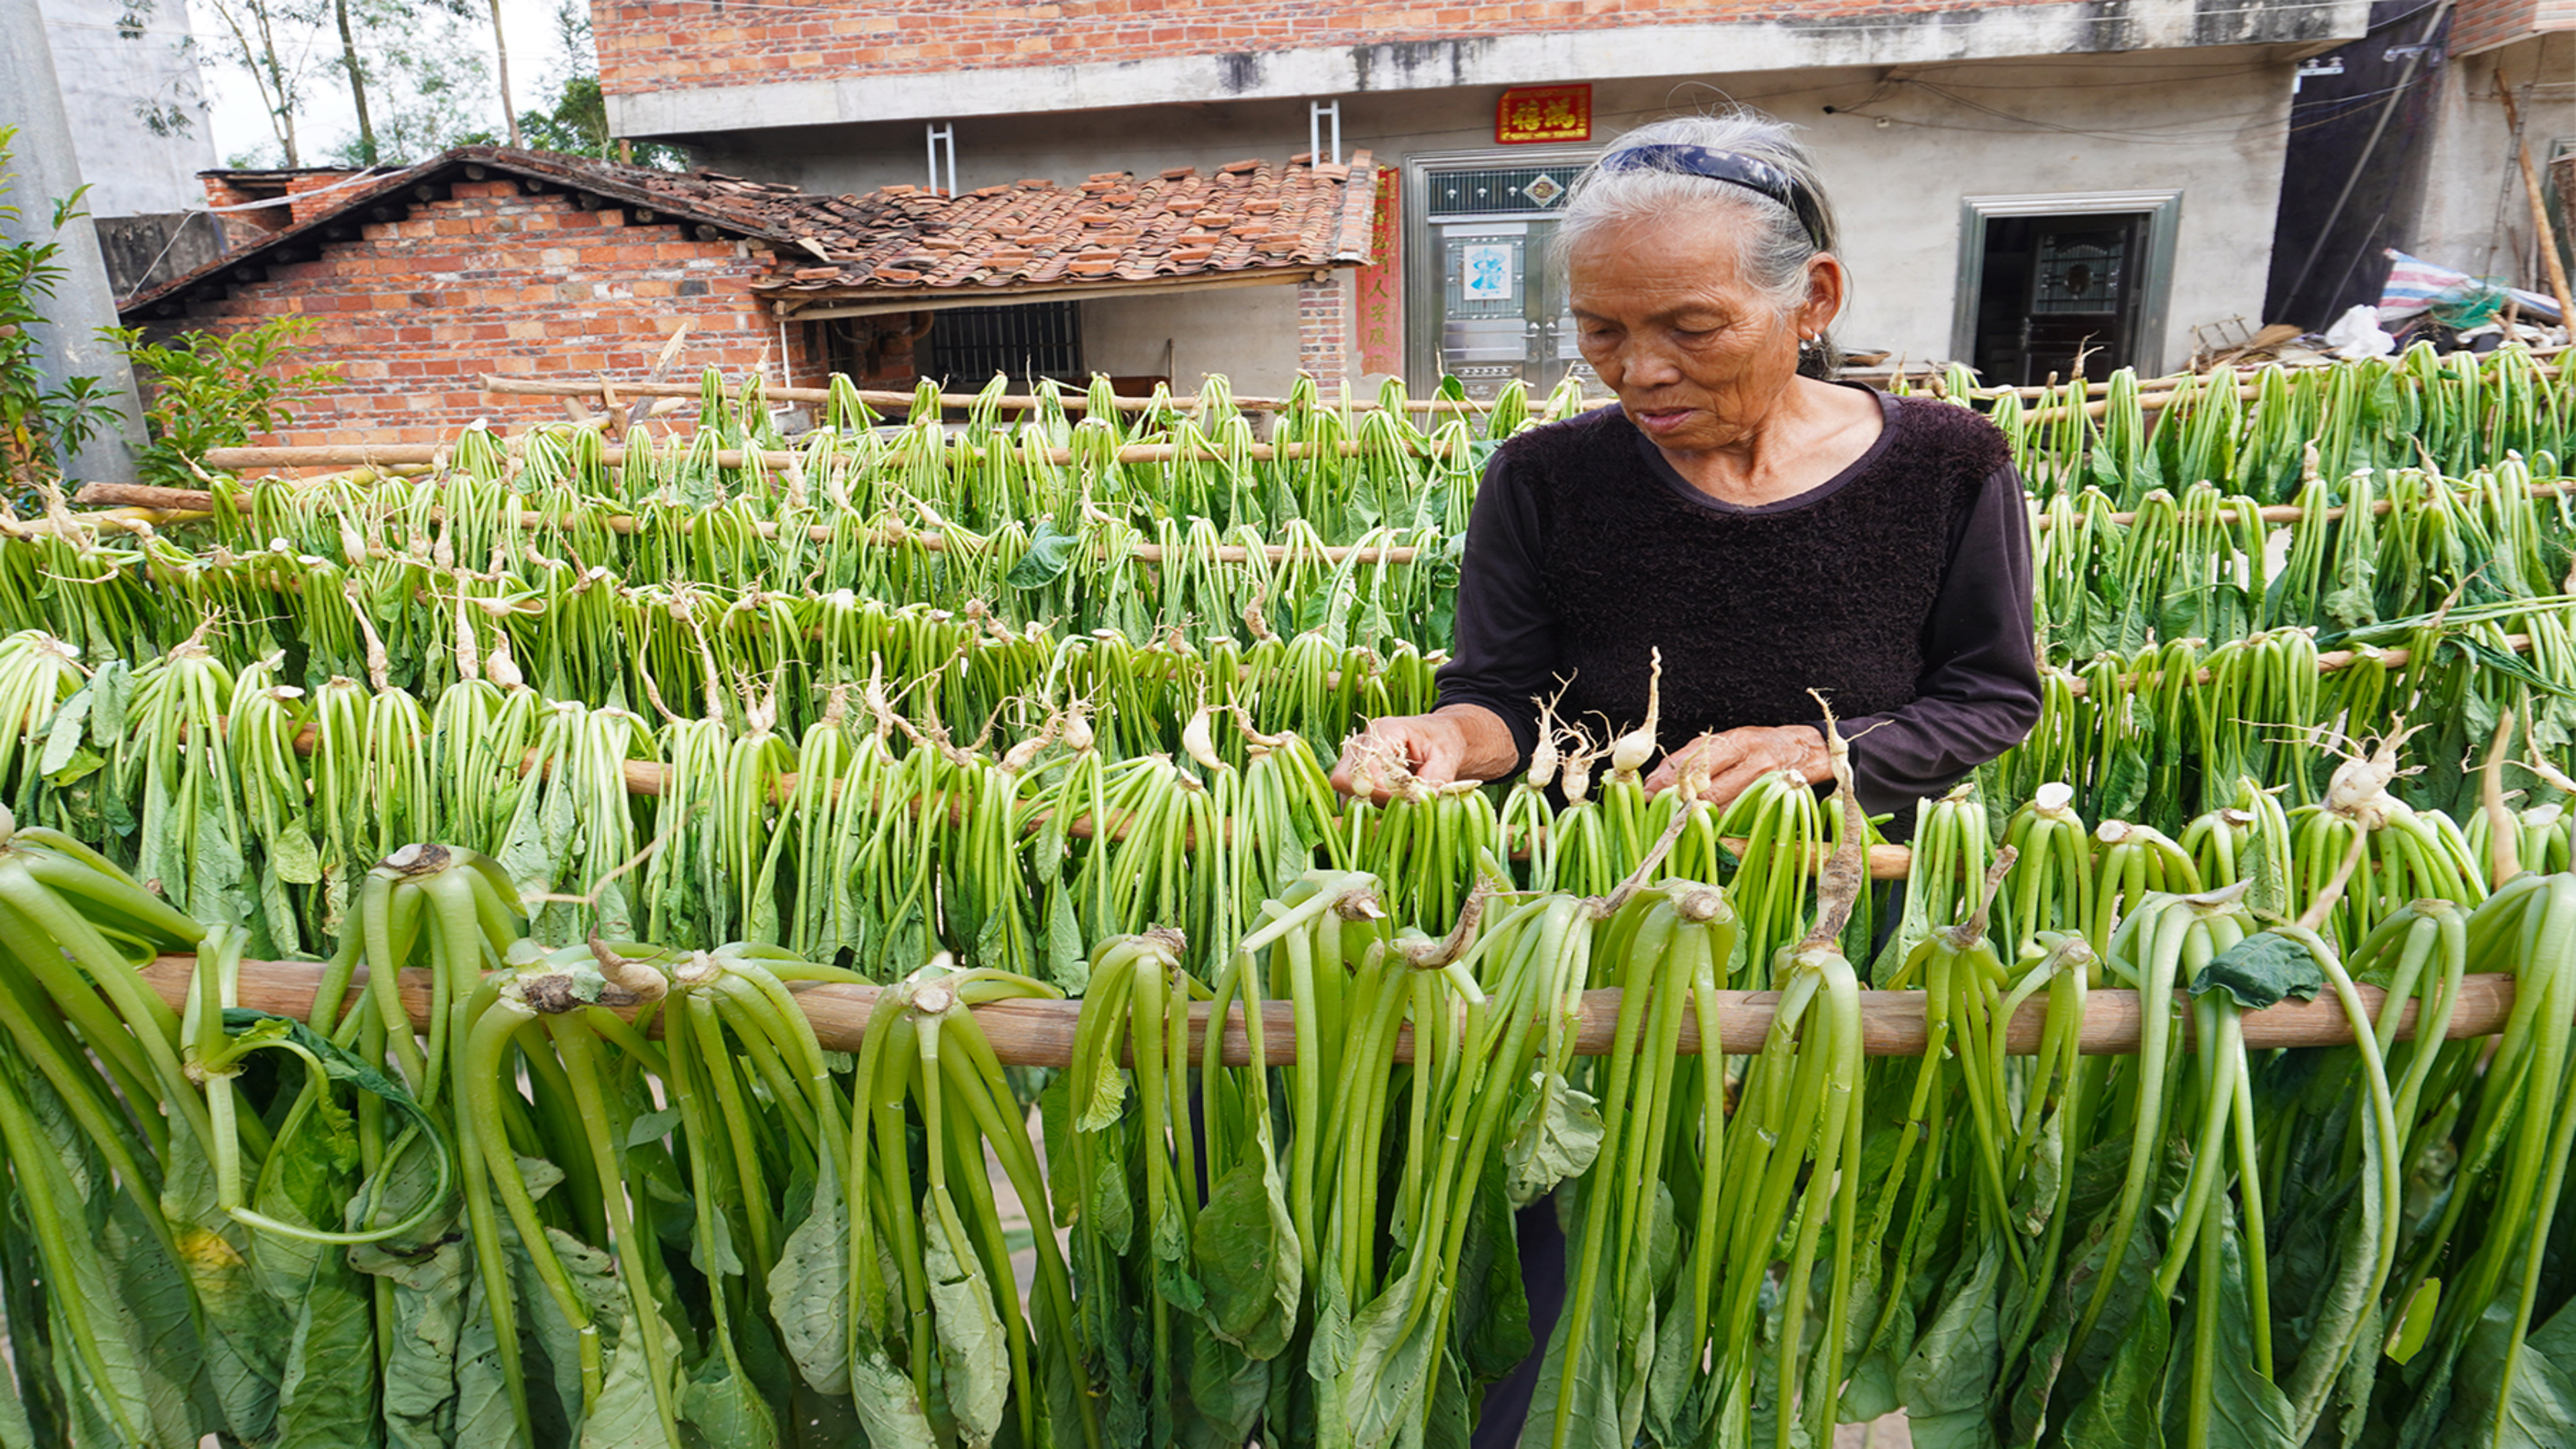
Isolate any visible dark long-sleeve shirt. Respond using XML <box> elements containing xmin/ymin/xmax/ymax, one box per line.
<box><xmin>1434</xmin><ymin>390</ymin><xmax>2042</xmax><ymax>820</ymax></box>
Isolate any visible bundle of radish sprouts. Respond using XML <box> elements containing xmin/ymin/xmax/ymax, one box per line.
<box><xmin>0</xmin><ymin>349</ymin><xmax>2573</xmax><ymax>1446</ymax></box>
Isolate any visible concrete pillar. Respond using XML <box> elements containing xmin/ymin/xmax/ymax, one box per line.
<box><xmin>0</xmin><ymin>0</ymin><xmax>146</xmax><ymax>486</ymax></box>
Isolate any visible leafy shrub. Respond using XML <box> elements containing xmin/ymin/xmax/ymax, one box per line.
<box><xmin>121</xmin><ymin>317</ymin><xmax>341</xmax><ymax>486</ymax></box>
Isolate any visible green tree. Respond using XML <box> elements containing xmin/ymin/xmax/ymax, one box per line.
<box><xmin>0</xmin><ymin>132</ymin><xmax>121</xmax><ymax>505</ymax></box>
<box><xmin>323</xmin><ymin>8</ymin><xmax>499</xmax><ymax>168</ymax></box>
<box><xmin>517</xmin><ymin>1</ymin><xmax>686</xmax><ymax>168</ymax></box>
<box><xmin>201</xmin><ymin>0</ymin><xmax>329</xmax><ymax>168</ymax></box>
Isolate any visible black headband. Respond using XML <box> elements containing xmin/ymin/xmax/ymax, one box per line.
<box><xmin>1596</xmin><ymin>144</ymin><xmax>1829</xmax><ymax>252</ymax></box>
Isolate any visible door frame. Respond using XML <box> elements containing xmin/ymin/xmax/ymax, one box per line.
<box><xmin>1402</xmin><ymin>146</ymin><xmax>1599</xmax><ymax>389</ymax></box>
<box><xmin>1951</xmin><ymin>190</ymin><xmax>2183</xmax><ymax>376</ymax></box>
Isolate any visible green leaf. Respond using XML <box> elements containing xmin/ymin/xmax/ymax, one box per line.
<box><xmin>2387</xmin><ymin>1278</ymin><xmax>2440</xmax><ymax>1365</ymax></box>
<box><xmin>765</xmin><ymin>1161</ymin><xmax>851</xmax><ymax>1397</ymax></box>
<box><xmin>1503</xmin><ymin>1071</ymin><xmax>1603</xmax><ymax>1209</ymax></box>
<box><xmin>1452</xmin><ymin>1153</ymin><xmax>1532</xmax><ymax>1385</ymax></box>
<box><xmin>1340</xmin><ymin>1260</ymin><xmax>1446</xmax><ymax>1449</ymax></box>
<box><xmin>2061</xmin><ymin>1292</ymin><xmax>2167</xmax><ymax>1448</ymax></box>
<box><xmin>350</xmin><ymin>1234</ymin><xmax>471</xmax><ymax>1449</ymax></box>
<box><xmin>580</xmin><ymin>1315</ymin><xmax>679</xmax><ymax>1448</ymax></box>
<box><xmin>1191</xmin><ymin>1155</ymin><xmax>1301</xmax><ymax>1360</ymax></box>
<box><xmin>622</xmin><ymin>1106</ymin><xmax>684</xmax><ymax>1150</ymax></box>
<box><xmin>1898</xmin><ymin>1236</ymin><xmax>2004</xmax><ymax>1448</ymax></box>
<box><xmin>2191</xmin><ymin>932</ymin><xmax>2325</xmax><ymax>1010</ymax></box>
<box><xmin>1517</xmin><ymin>1181</ymin><xmax>1653</xmax><ymax>1449</ymax></box>
<box><xmin>248</xmin><ymin>1082</ymin><xmax>378</xmax><ymax>1448</ymax></box>
<box><xmin>2442</xmin><ymin>637</ymin><xmax>2576</xmax><ymax>700</ymax></box>
<box><xmin>846</xmin><ymin>1349</ymin><xmax>937</xmax><ymax>1449</ymax></box>
<box><xmin>1182</xmin><ymin>1329</ymin><xmax>1268</xmax><ymax>1448</ymax></box>
<box><xmin>268</xmin><ymin>1247</ymin><xmax>378</xmax><ymax>1448</ymax></box>
<box><xmin>1004</xmin><ymin>520</ymin><xmax>1079</xmax><ymax>590</ymax></box>
<box><xmin>35</xmin><ymin>686</ymin><xmax>91</xmax><ymax>781</ymax></box>
<box><xmin>267</xmin><ymin>821</ymin><xmax>323</xmax><ymax>885</ymax></box>
<box><xmin>1045</xmin><ymin>885</ymin><xmax>1087</xmax><ymax>994</ymax></box>
<box><xmin>2239</xmin><ymin>817</ymin><xmax>2292</xmax><ymax>923</ymax></box>
<box><xmin>923</xmin><ymin>1189</ymin><xmax>1009</xmax><ymax>1449</ymax></box>
<box><xmin>678</xmin><ymin>1356</ymin><xmax>778</xmax><ymax>1449</ymax></box>
<box><xmin>2100</xmin><ymin>745</ymin><xmax>2150</xmax><ymax>826</ymax></box>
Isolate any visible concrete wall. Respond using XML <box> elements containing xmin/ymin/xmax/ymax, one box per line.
<box><xmin>38</xmin><ymin>0</ymin><xmax>215</xmax><ymax>216</ymax></box>
<box><xmin>2406</xmin><ymin>36</ymin><xmax>2576</xmax><ymax>294</ymax></box>
<box><xmin>1080</xmin><ymin>282</ymin><xmax>1306</xmax><ymax>395</ymax></box>
<box><xmin>599</xmin><ymin>0</ymin><xmax>2365</xmax><ymax>140</ymax></box>
<box><xmin>698</xmin><ymin>48</ymin><xmax>2312</xmax><ymax>380</ymax></box>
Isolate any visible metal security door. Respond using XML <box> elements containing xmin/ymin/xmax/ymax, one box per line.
<box><xmin>1409</xmin><ymin>153</ymin><xmax>1595</xmax><ymax>398</ymax></box>
<box><xmin>1437</xmin><ymin>221</ymin><xmax>1589</xmax><ymax>398</ymax></box>
<box><xmin>1440</xmin><ymin>225</ymin><xmax>1532</xmax><ymax>394</ymax></box>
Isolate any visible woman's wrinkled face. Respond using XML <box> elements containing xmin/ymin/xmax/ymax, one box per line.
<box><xmin>1568</xmin><ymin>210</ymin><xmax>1813</xmax><ymax>454</ymax></box>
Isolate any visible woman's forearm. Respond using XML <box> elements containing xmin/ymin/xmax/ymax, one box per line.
<box><xmin>1433</xmin><ymin>703</ymin><xmax>1525</xmax><ymax>783</ymax></box>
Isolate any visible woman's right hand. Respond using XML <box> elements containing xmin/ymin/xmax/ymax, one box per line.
<box><xmin>1330</xmin><ymin>714</ymin><xmax>1470</xmax><ymax>802</ymax></box>
<box><xmin>1330</xmin><ymin>706</ymin><xmax>1519</xmax><ymax>801</ymax></box>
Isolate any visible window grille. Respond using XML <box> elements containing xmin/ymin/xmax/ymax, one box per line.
<box><xmin>926</xmin><ymin>303</ymin><xmax>1083</xmax><ymax>386</ymax></box>
<box><xmin>1425</xmin><ymin>167</ymin><xmax>1573</xmax><ymax>218</ymax></box>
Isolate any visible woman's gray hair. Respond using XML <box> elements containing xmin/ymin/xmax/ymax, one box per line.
<box><xmin>1555</xmin><ymin>109</ymin><xmax>1845</xmax><ymax>376</ymax></box>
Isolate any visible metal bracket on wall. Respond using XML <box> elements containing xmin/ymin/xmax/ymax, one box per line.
<box><xmin>926</xmin><ymin>122</ymin><xmax>957</xmax><ymax>197</ymax></box>
<box><xmin>1310</xmin><ymin>100</ymin><xmax>1342</xmax><ymax>167</ymax></box>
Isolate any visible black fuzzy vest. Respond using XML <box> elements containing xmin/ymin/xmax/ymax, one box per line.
<box><xmin>1504</xmin><ymin>397</ymin><xmax>2004</xmax><ymax>748</ymax></box>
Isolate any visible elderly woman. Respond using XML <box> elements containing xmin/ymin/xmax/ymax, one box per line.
<box><xmin>1335</xmin><ymin>109</ymin><xmax>2039</xmax><ymax>822</ymax></box>
<box><xmin>1334</xmin><ymin>109</ymin><xmax>2042</xmax><ymax>1442</ymax></box>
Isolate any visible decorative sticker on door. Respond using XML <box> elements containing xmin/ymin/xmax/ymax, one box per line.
<box><xmin>1460</xmin><ymin>243</ymin><xmax>1516</xmax><ymax>303</ymax></box>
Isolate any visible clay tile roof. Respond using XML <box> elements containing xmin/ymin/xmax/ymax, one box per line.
<box><xmin>123</xmin><ymin>142</ymin><xmax>1384</xmax><ymax>319</ymax></box>
<box><xmin>119</xmin><ymin>144</ymin><xmax>806</xmax><ymax>315</ymax></box>
<box><xmin>748</xmin><ymin>150</ymin><xmax>1380</xmax><ymax>306</ymax></box>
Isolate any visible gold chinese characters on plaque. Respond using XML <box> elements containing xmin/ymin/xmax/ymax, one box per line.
<box><xmin>1495</xmin><ymin>85</ymin><xmax>1591</xmax><ymax>146</ymax></box>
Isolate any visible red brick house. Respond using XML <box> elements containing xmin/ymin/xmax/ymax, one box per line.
<box><xmin>120</xmin><ymin>145</ymin><xmax>1383</xmax><ymax>447</ymax></box>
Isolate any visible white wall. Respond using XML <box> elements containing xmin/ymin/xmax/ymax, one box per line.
<box><xmin>39</xmin><ymin>0</ymin><xmax>216</xmax><ymax>216</ymax></box>
<box><xmin>2408</xmin><ymin>36</ymin><xmax>2576</xmax><ymax>292</ymax></box>
<box><xmin>712</xmin><ymin>45</ymin><xmax>2315</xmax><ymax>381</ymax></box>
<box><xmin>1081</xmin><ymin>283</ymin><xmax>1307</xmax><ymax>395</ymax></box>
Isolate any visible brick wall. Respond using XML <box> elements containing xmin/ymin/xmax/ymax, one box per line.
<box><xmin>201</xmin><ymin>176</ymin><xmax>290</xmax><ymax>244</ymax></box>
<box><xmin>285</xmin><ymin>172</ymin><xmax>369</xmax><ymax>225</ymax></box>
<box><xmin>148</xmin><ymin>179</ymin><xmax>818</xmax><ymax>449</ymax></box>
<box><xmin>597</xmin><ymin>0</ymin><xmax>2063</xmax><ymax>99</ymax></box>
<box><xmin>2451</xmin><ymin>0</ymin><xmax>2542</xmax><ymax>53</ymax></box>
<box><xmin>1296</xmin><ymin>275</ymin><xmax>1349</xmax><ymax>384</ymax></box>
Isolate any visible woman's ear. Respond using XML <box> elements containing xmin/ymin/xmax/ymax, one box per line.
<box><xmin>1797</xmin><ymin>254</ymin><xmax>1847</xmax><ymax>338</ymax></box>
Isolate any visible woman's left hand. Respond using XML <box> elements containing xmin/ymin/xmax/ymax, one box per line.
<box><xmin>1644</xmin><ymin>724</ymin><xmax>1831</xmax><ymax>806</ymax></box>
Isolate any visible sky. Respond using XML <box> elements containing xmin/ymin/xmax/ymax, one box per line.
<box><xmin>194</xmin><ymin>0</ymin><xmax>581</xmax><ymax>167</ymax></box>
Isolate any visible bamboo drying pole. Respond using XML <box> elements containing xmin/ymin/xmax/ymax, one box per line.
<box><xmin>2057</xmin><ymin>631</ymin><xmax>2539</xmax><ymax>698</ymax></box>
<box><xmin>2029</xmin><ymin>478</ymin><xmax>2576</xmax><ymax>531</ymax></box>
<box><xmin>236</xmin><ymin>718</ymin><xmax>1911</xmax><ymax>878</ymax></box>
<box><xmin>484</xmin><ymin>356</ymin><xmax>2565</xmax><ymax>431</ymax></box>
<box><xmin>92</xmin><ymin>468</ymin><xmax>2573</xmax><ymax>548</ymax></box>
<box><xmin>134</xmin><ymin>954</ymin><xmax>2522</xmax><ymax>1067</ymax></box>
<box><xmin>66</xmin><ymin>483</ymin><xmax>1426</xmax><ymax>566</ymax></box>
<box><xmin>192</xmin><ymin>427</ymin><xmax>1468</xmax><ymax>470</ymax></box>
<box><xmin>2016</xmin><ymin>354</ymin><xmax>2565</xmax><ymax>426</ymax></box>
<box><xmin>479</xmin><ymin>373</ymin><xmax>1524</xmax><ymax>417</ymax></box>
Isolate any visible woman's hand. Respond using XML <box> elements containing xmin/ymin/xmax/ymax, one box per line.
<box><xmin>1644</xmin><ymin>724</ymin><xmax>1829</xmax><ymax>807</ymax></box>
<box><xmin>1330</xmin><ymin>705</ymin><xmax>1519</xmax><ymax>802</ymax></box>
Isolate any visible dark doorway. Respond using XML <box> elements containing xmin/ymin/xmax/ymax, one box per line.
<box><xmin>2259</xmin><ymin>0</ymin><xmax>2453</xmax><ymax>331</ymax></box>
<box><xmin>1970</xmin><ymin>213</ymin><xmax>2149</xmax><ymax>386</ymax></box>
